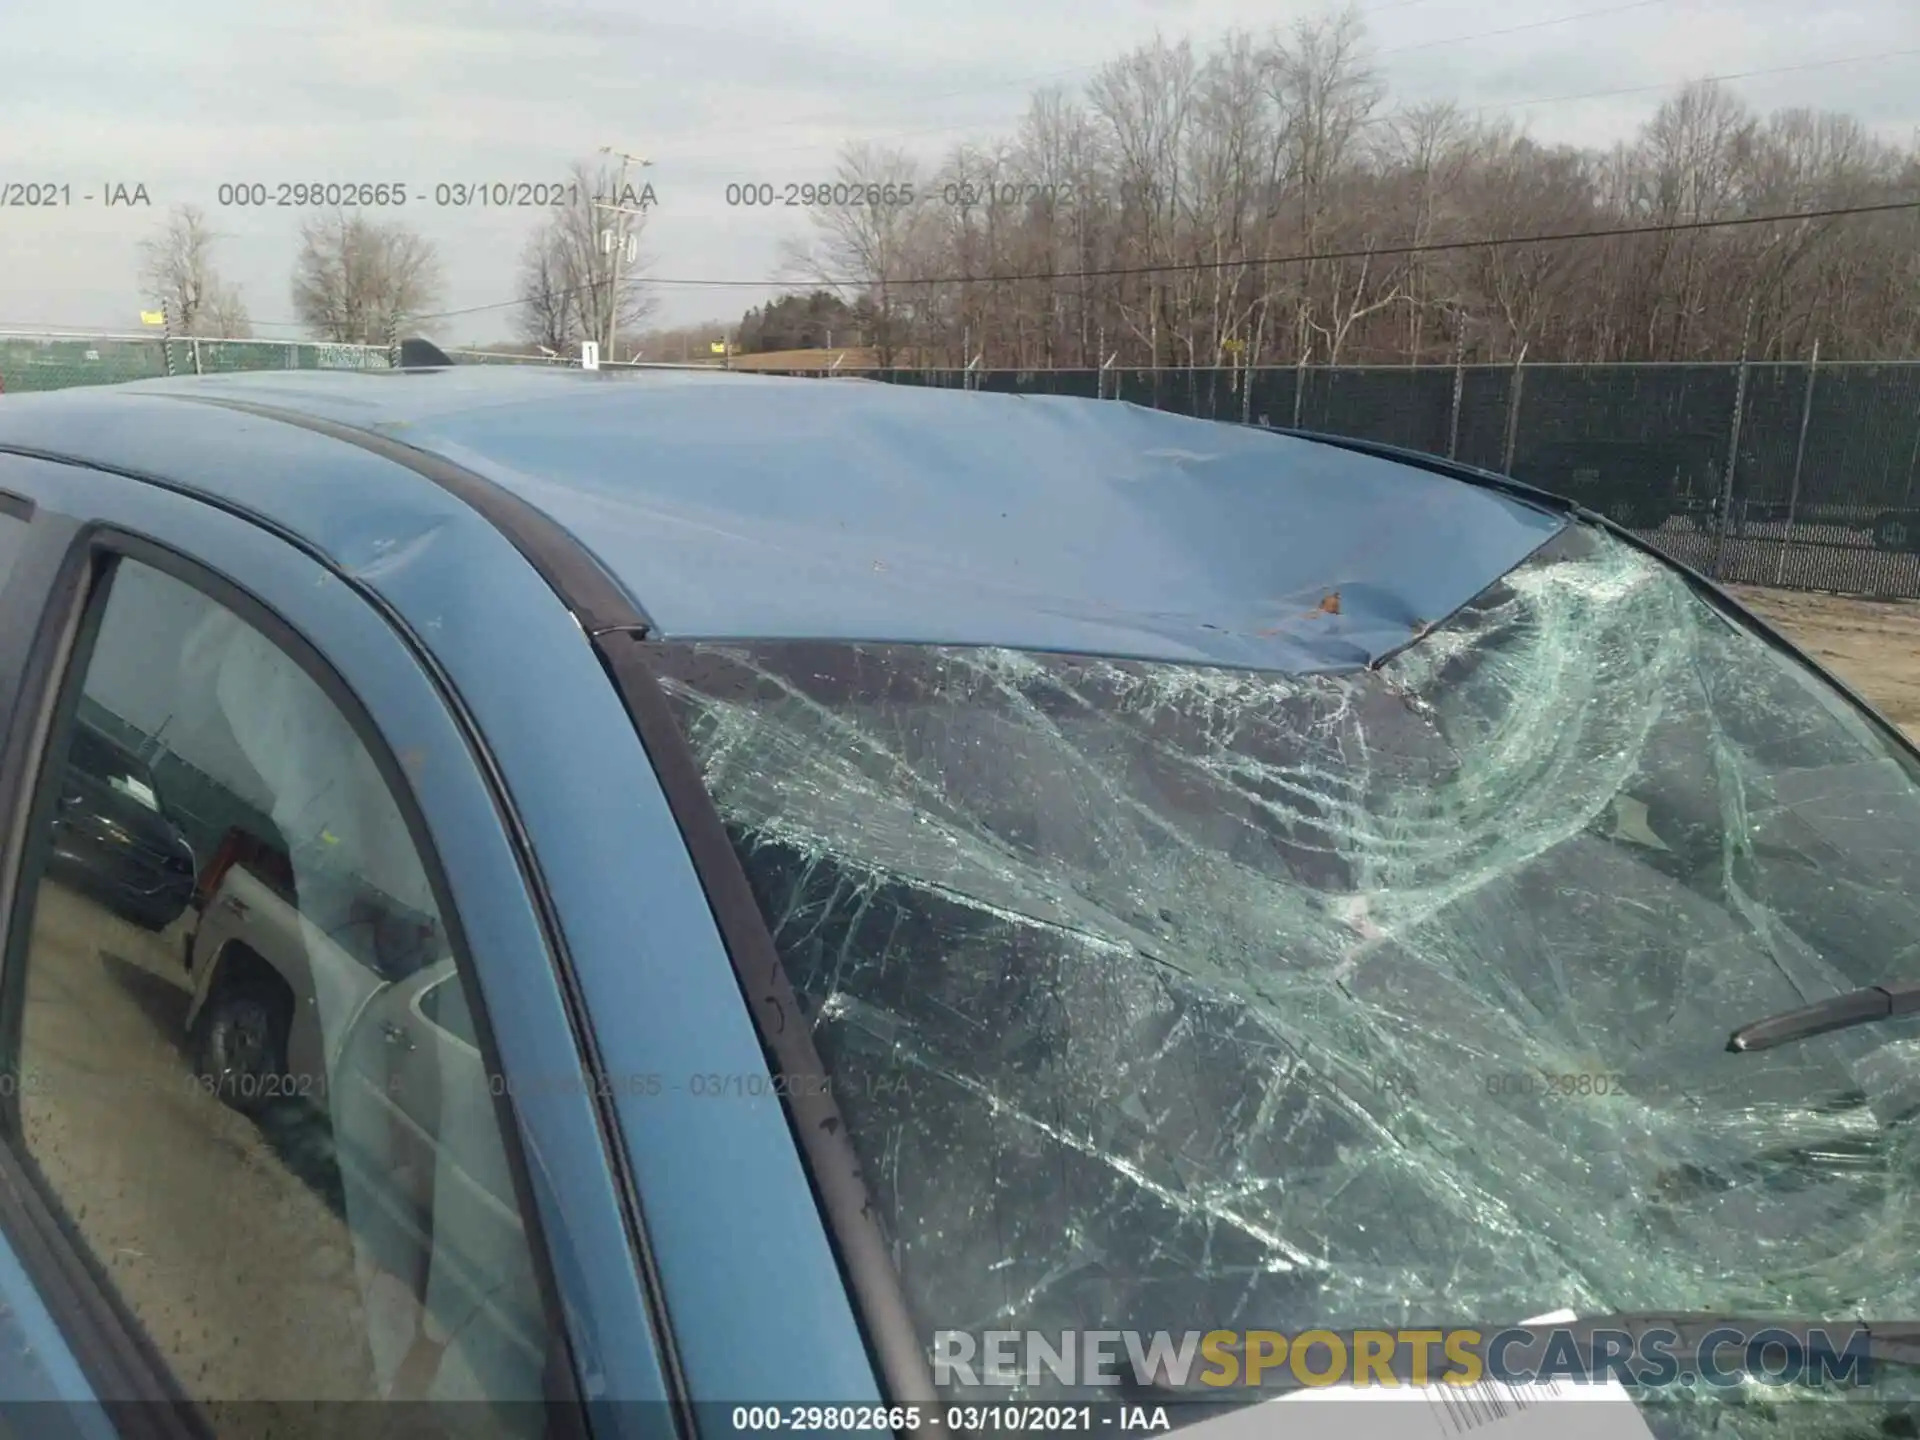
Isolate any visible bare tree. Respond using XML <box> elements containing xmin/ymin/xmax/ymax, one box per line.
<box><xmin>138</xmin><ymin>205</ymin><xmax>251</xmax><ymax>337</ymax></box>
<box><xmin>291</xmin><ymin>212</ymin><xmax>444</xmax><ymax>344</ymax></box>
<box><xmin>203</xmin><ymin>281</ymin><xmax>254</xmax><ymax>339</ymax></box>
<box><xmin>513</xmin><ymin>158</ymin><xmax>656</xmax><ymax>358</ymax></box>
<box><xmin>779</xmin><ymin>142</ymin><xmax>927</xmax><ymax>367</ymax></box>
<box><xmin>1089</xmin><ymin>36</ymin><xmax>1200</xmax><ymax>366</ymax></box>
<box><xmin>1383</xmin><ymin>102</ymin><xmax>1474</xmax><ymax>361</ymax></box>
<box><xmin>753</xmin><ymin>6</ymin><xmax>1916</xmax><ymax>369</ymax></box>
<box><xmin>514</xmin><ymin>227</ymin><xmax>578</xmax><ymax>353</ymax></box>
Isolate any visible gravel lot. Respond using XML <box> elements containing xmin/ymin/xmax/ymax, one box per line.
<box><xmin>15</xmin><ymin>881</ymin><xmax>380</xmax><ymax>1418</ymax></box>
<box><xmin>10</xmin><ymin>883</ymin><xmax>517</xmax><ymax>1438</ymax></box>
<box><xmin>1726</xmin><ymin>585</ymin><xmax>1920</xmax><ymax>743</ymax></box>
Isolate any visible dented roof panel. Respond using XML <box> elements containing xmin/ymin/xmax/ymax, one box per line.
<box><xmin>0</xmin><ymin>369</ymin><xmax>1566</xmax><ymax>672</ymax></box>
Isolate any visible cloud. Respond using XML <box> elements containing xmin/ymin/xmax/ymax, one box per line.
<box><xmin>2</xmin><ymin>0</ymin><xmax>1912</xmax><ymax>336</ymax></box>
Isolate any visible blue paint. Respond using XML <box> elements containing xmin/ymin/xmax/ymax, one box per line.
<box><xmin>0</xmin><ymin>368</ymin><xmax>1572</xmax><ymax>1417</ymax></box>
<box><xmin>1</xmin><ymin>371</ymin><xmax>1565</xmax><ymax>671</ymax></box>
<box><xmin>0</xmin><ymin>413</ymin><xmax>882</xmax><ymax>1412</ymax></box>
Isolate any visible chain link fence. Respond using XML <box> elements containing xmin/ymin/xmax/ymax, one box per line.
<box><xmin>773</xmin><ymin>359</ymin><xmax>1920</xmax><ymax>600</ymax></box>
<box><xmin>0</xmin><ymin>333</ymin><xmax>395</xmax><ymax>392</ymax></box>
<box><xmin>4</xmin><ymin>335</ymin><xmax>1917</xmax><ymax>598</ymax></box>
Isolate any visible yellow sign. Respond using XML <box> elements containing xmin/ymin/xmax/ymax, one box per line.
<box><xmin>710</xmin><ymin>341</ymin><xmax>727</xmax><ymax>354</ymax></box>
<box><xmin>1223</xmin><ymin>338</ymin><xmax>1245</xmax><ymax>354</ymax></box>
<box><xmin>140</xmin><ymin>310</ymin><xmax>165</xmax><ymax>326</ymax></box>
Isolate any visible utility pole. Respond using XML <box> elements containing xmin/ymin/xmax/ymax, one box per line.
<box><xmin>596</xmin><ymin>146</ymin><xmax>652</xmax><ymax>362</ymax></box>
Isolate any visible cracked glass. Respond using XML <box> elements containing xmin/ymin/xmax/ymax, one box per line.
<box><xmin>649</xmin><ymin>522</ymin><xmax>1920</xmax><ymax>1438</ymax></box>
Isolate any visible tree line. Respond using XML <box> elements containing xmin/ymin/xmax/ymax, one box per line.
<box><xmin>132</xmin><ymin>10</ymin><xmax>1918</xmax><ymax>368</ymax></box>
<box><xmin>778</xmin><ymin>7</ymin><xmax>1918</xmax><ymax>367</ymax></box>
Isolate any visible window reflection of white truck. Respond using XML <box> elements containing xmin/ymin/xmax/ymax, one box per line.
<box><xmin>181</xmin><ymin>836</ymin><xmax>545</xmax><ymax>1405</ymax></box>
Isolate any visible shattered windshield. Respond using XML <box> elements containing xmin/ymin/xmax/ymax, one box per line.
<box><xmin>649</xmin><ymin>522</ymin><xmax>1920</xmax><ymax>1430</ymax></box>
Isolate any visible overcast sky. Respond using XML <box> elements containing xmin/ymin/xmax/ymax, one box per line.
<box><xmin>1</xmin><ymin>0</ymin><xmax>1913</xmax><ymax>346</ymax></box>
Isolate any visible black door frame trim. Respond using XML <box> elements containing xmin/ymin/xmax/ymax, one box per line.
<box><xmin>0</xmin><ymin>440</ymin><xmax>694</xmax><ymax>1435</ymax></box>
<box><xmin>0</xmin><ymin>525</ymin><xmax>606</xmax><ymax>1438</ymax></box>
<box><xmin>0</xmin><ymin>510</ymin><xmax>614</xmax><ymax>1440</ymax></box>
<box><xmin>133</xmin><ymin>397</ymin><xmax>939</xmax><ymax>1415</ymax></box>
<box><xmin>0</xmin><ymin>516</ymin><xmax>198</xmax><ymax>1440</ymax></box>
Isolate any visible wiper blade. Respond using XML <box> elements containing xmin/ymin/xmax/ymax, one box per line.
<box><xmin>1727</xmin><ymin>980</ymin><xmax>1920</xmax><ymax>1053</ymax></box>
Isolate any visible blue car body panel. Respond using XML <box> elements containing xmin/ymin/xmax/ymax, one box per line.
<box><xmin>0</xmin><ymin>452</ymin><xmax>690</xmax><ymax>1423</ymax></box>
<box><xmin>0</xmin><ymin>406</ymin><xmax>882</xmax><ymax>1416</ymax></box>
<box><xmin>2</xmin><ymin>370</ymin><xmax>1567</xmax><ymax>672</ymax></box>
<box><xmin>0</xmin><ymin>369</ymin><xmax>1580</xmax><ymax>1422</ymax></box>
<box><xmin>0</xmin><ymin>1224</ymin><xmax>121</xmax><ymax>1440</ymax></box>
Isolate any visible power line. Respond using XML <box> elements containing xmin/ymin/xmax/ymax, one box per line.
<box><xmin>1378</xmin><ymin>0</ymin><xmax>1669</xmax><ymax>55</ymax></box>
<box><xmin>32</xmin><ymin>194</ymin><xmax>1896</xmax><ymax>336</ymax></box>
<box><xmin>168</xmin><ymin>38</ymin><xmax>1917</xmax><ymax>289</ymax></box>
<box><xmin>400</xmin><ymin>197</ymin><xmax>1917</xmax><ymax>321</ymax></box>
<box><xmin>1427</xmin><ymin>45</ymin><xmax>1920</xmax><ymax>122</ymax></box>
<box><xmin>37</xmin><ymin>49</ymin><xmax>1913</xmax><ymax>337</ymax></box>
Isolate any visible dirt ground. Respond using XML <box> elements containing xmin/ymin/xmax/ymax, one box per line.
<box><xmin>16</xmin><ymin>881</ymin><xmax>381</xmax><ymax>1418</ymax></box>
<box><xmin>13</xmin><ymin>881</ymin><xmax>530</xmax><ymax>1438</ymax></box>
<box><xmin>1726</xmin><ymin>585</ymin><xmax>1920</xmax><ymax>743</ymax></box>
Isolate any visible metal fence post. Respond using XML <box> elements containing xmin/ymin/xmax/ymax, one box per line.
<box><xmin>1500</xmin><ymin>345</ymin><xmax>1528</xmax><ymax>474</ymax></box>
<box><xmin>1712</xmin><ymin>296</ymin><xmax>1758</xmax><ymax>580</ymax></box>
<box><xmin>1774</xmin><ymin>338</ymin><xmax>1819</xmax><ymax>587</ymax></box>
<box><xmin>387</xmin><ymin>315</ymin><xmax>400</xmax><ymax>370</ymax></box>
<box><xmin>1292</xmin><ymin>352</ymin><xmax>1306</xmax><ymax>429</ymax></box>
<box><xmin>1447</xmin><ymin>327</ymin><xmax>1466</xmax><ymax>459</ymax></box>
<box><xmin>1905</xmin><ymin>417</ymin><xmax>1920</xmax><ymax>510</ymax></box>
<box><xmin>160</xmin><ymin>303</ymin><xmax>176</xmax><ymax>378</ymax></box>
<box><xmin>190</xmin><ymin>336</ymin><xmax>202</xmax><ymax>375</ymax></box>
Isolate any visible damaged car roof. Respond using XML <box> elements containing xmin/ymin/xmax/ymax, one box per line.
<box><xmin>0</xmin><ymin>367</ymin><xmax>1567</xmax><ymax>672</ymax></box>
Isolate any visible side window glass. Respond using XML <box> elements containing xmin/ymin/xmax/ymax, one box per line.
<box><xmin>0</xmin><ymin>510</ymin><xmax>37</xmax><ymax>724</ymax></box>
<box><xmin>0</xmin><ymin>511</ymin><xmax>30</xmax><ymax>594</ymax></box>
<box><xmin>419</xmin><ymin>974</ymin><xmax>479</xmax><ymax>1050</ymax></box>
<box><xmin>6</xmin><ymin>556</ymin><xmax>557</xmax><ymax>1431</ymax></box>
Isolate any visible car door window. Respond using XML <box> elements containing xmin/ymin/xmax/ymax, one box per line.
<box><xmin>3</xmin><ymin>555</ymin><xmax>557</xmax><ymax>1433</ymax></box>
<box><xmin>0</xmin><ymin>510</ymin><xmax>30</xmax><ymax>593</ymax></box>
<box><xmin>419</xmin><ymin>972</ymin><xmax>479</xmax><ymax>1050</ymax></box>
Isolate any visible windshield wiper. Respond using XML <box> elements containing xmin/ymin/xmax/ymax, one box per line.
<box><xmin>1727</xmin><ymin>980</ymin><xmax>1920</xmax><ymax>1053</ymax></box>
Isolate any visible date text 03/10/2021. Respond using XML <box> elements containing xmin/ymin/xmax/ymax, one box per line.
<box><xmin>724</xmin><ymin>1405</ymin><xmax>1175</xmax><ymax>1434</ymax></box>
